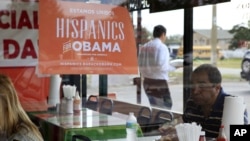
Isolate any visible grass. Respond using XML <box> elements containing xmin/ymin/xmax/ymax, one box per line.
<box><xmin>169</xmin><ymin>58</ymin><xmax>243</xmax><ymax>82</ymax></box>
<box><xmin>193</xmin><ymin>58</ymin><xmax>242</xmax><ymax>69</ymax></box>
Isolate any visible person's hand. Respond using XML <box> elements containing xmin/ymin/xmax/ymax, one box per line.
<box><xmin>157</xmin><ymin>135</ymin><xmax>179</xmax><ymax>141</ymax></box>
<box><xmin>157</xmin><ymin>126</ymin><xmax>178</xmax><ymax>141</ymax></box>
<box><xmin>159</xmin><ymin>125</ymin><xmax>176</xmax><ymax>136</ymax></box>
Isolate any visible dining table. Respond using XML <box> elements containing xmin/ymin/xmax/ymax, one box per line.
<box><xmin>92</xmin><ymin>135</ymin><xmax>161</xmax><ymax>141</ymax></box>
<box><xmin>28</xmin><ymin>108</ymin><xmax>143</xmax><ymax>141</ymax></box>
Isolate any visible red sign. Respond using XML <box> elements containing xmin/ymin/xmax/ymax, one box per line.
<box><xmin>0</xmin><ymin>1</ymin><xmax>49</xmax><ymax>111</ymax></box>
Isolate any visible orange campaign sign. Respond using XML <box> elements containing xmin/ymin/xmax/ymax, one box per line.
<box><xmin>39</xmin><ymin>0</ymin><xmax>138</xmax><ymax>74</ymax></box>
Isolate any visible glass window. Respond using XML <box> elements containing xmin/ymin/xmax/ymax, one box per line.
<box><xmin>193</xmin><ymin>1</ymin><xmax>250</xmax><ymax>123</ymax></box>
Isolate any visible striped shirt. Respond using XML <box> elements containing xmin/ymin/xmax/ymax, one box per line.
<box><xmin>182</xmin><ymin>88</ymin><xmax>248</xmax><ymax>138</ymax></box>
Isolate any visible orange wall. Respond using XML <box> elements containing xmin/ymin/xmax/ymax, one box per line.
<box><xmin>0</xmin><ymin>67</ymin><xmax>50</xmax><ymax>111</ymax></box>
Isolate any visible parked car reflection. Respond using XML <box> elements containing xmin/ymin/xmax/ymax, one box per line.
<box><xmin>241</xmin><ymin>50</ymin><xmax>250</xmax><ymax>82</ymax></box>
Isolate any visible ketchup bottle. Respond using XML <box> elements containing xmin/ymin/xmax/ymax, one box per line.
<box><xmin>216</xmin><ymin>125</ymin><xmax>227</xmax><ymax>141</ymax></box>
<box><xmin>199</xmin><ymin>131</ymin><xmax>206</xmax><ymax>141</ymax></box>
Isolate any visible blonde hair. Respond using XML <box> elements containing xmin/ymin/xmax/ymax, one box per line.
<box><xmin>0</xmin><ymin>74</ymin><xmax>43</xmax><ymax>140</ymax></box>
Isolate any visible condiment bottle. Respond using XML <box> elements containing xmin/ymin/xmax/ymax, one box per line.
<box><xmin>216</xmin><ymin>125</ymin><xmax>227</xmax><ymax>141</ymax></box>
<box><xmin>73</xmin><ymin>91</ymin><xmax>81</xmax><ymax>113</ymax></box>
<box><xmin>199</xmin><ymin>131</ymin><xmax>206</xmax><ymax>141</ymax></box>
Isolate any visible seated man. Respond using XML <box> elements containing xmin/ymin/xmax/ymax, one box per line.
<box><xmin>160</xmin><ymin>64</ymin><xmax>248</xmax><ymax>138</ymax></box>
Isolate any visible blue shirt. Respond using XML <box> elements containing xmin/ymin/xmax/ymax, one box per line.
<box><xmin>182</xmin><ymin>88</ymin><xmax>248</xmax><ymax>138</ymax></box>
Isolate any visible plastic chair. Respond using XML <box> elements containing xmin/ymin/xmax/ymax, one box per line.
<box><xmin>72</xmin><ymin>135</ymin><xmax>91</xmax><ymax>141</ymax></box>
<box><xmin>99</xmin><ymin>99</ymin><xmax>114</xmax><ymax>115</ymax></box>
<box><xmin>137</xmin><ymin>106</ymin><xmax>152</xmax><ymax>125</ymax></box>
<box><xmin>85</xmin><ymin>95</ymin><xmax>99</xmax><ymax>111</ymax></box>
<box><xmin>154</xmin><ymin>110</ymin><xmax>174</xmax><ymax>125</ymax></box>
<box><xmin>137</xmin><ymin>106</ymin><xmax>152</xmax><ymax>133</ymax></box>
<box><xmin>146</xmin><ymin>110</ymin><xmax>174</xmax><ymax>134</ymax></box>
<box><xmin>107</xmin><ymin>92</ymin><xmax>117</xmax><ymax>100</ymax></box>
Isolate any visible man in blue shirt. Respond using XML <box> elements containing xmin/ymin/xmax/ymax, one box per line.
<box><xmin>183</xmin><ymin>64</ymin><xmax>248</xmax><ymax>138</ymax></box>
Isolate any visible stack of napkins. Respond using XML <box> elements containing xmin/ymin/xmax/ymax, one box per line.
<box><xmin>62</xmin><ymin>85</ymin><xmax>76</xmax><ymax>99</ymax></box>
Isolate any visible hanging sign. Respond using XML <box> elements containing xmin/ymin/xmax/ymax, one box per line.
<box><xmin>0</xmin><ymin>1</ymin><xmax>49</xmax><ymax>112</ymax></box>
<box><xmin>39</xmin><ymin>0</ymin><xmax>138</xmax><ymax>74</ymax></box>
<box><xmin>0</xmin><ymin>2</ymin><xmax>38</xmax><ymax>67</ymax></box>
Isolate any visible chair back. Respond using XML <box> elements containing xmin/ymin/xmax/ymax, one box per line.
<box><xmin>142</xmin><ymin>110</ymin><xmax>174</xmax><ymax>134</ymax></box>
<box><xmin>72</xmin><ymin>135</ymin><xmax>91</xmax><ymax>141</ymax></box>
<box><xmin>137</xmin><ymin>106</ymin><xmax>152</xmax><ymax>125</ymax></box>
<box><xmin>154</xmin><ymin>110</ymin><xmax>174</xmax><ymax>125</ymax></box>
<box><xmin>85</xmin><ymin>95</ymin><xmax>99</xmax><ymax>111</ymax></box>
<box><xmin>137</xmin><ymin>106</ymin><xmax>152</xmax><ymax>133</ymax></box>
<box><xmin>99</xmin><ymin>99</ymin><xmax>114</xmax><ymax>115</ymax></box>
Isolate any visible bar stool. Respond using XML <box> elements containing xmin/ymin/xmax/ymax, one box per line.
<box><xmin>145</xmin><ymin>110</ymin><xmax>174</xmax><ymax>135</ymax></box>
<box><xmin>72</xmin><ymin>135</ymin><xmax>91</xmax><ymax>141</ymax></box>
<box><xmin>154</xmin><ymin>110</ymin><xmax>173</xmax><ymax>124</ymax></box>
<box><xmin>99</xmin><ymin>98</ymin><xmax>114</xmax><ymax>115</ymax></box>
<box><xmin>85</xmin><ymin>95</ymin><xmax>99</xmax><ymax>111</ymax></box>
<box><xmin>137</xmin><ymin>106</ymin><xmax>152</xmax><ymax>133</ymax></box>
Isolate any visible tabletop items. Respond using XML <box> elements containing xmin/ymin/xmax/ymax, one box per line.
<box><xmin>199</xmin><ymin>131</ymin><xmax>206</xmax><ymax>141</ymax></box>
<box><xmin>29</xmin><ymin>108</ymin><xmax>144</xmax><ymax>141</ymax></box>
<box><xmin>60</xmin><ymin>84</ymin><xmax>78</xmax><ymax>114</ymax></box>
<box><xmin>156</xmin><ymin>122</ymin><xmax>202</xmax><ymax>141</ymax></box>
<box><xmin>175</xmin><ymin>122</ymin><xmax>202</xmax><ymax>141</ymax></box>
<box><xmin>62</xmin><ymin>84</ymin><xmax>76</xmax><ymax>99</ymax></box>
<box><xmin>216</xmin><ymin>125</ymin><xmax>227</xmax><ymax>141</ymax></box>
<box><xmin>73</xmin><ymin>91</ymin><xmax>81</xmax><ymax>113</ymax></box>
<box><xmin>47</xmin><ymin>75</ymin><xmax>81</xmax><ymax>115</ymax></box>
<box><xmin>48</xmin><ymin>75</ymin><xmax>62</xmax><ymax>107</ymax></box>
<box><xmin>221</xmin><ymin>96</ymin><xmax>245</xmax><ymax>140</ymax></box>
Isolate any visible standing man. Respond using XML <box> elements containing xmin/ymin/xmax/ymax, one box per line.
<box><xmin>138</xmin><ymin>25</ymin><xmax>178</xmax><ymax>109</ymax></box>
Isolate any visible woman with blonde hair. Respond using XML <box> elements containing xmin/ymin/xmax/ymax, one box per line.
<box><xmin>0</xmin><ymin>74</ymin><xmax>43</xmax><ymax>141</ymax></box>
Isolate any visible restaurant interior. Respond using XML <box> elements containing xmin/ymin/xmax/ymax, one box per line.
<box><xmin>0</xmin><ymin>0</ymin><xmax>249</xmax><ymax>141</ymax></box>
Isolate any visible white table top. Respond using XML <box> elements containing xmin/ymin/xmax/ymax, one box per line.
<box><xmin>93</xmin><ymin>136</ymin><xmax>161</xmax><ymax>141</ymax></box>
